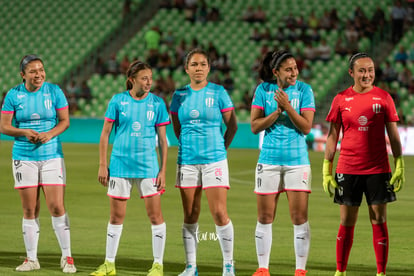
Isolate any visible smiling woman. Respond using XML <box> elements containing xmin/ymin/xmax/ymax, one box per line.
<box><xmin>0</xmin><ymin>54</ymin><xmax>75</xmax><ymax>273</ymax></box>
<box><xmin>323</xmin><ymin>52</ymin><xmax>405</xmax><ymax>276</ymax></box>
<box><xmin>250</xmin><ymin>50</ymin><xmax>315</xmax><ymax>276</ymax></box>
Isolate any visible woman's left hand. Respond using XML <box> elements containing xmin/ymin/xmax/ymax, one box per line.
<box><xmin>36</xmin><ymin>132</ymin><xmax>53</xmax><ymax>144</ymax></box>
<box><xmin>156</xmin><ymin>172</ymin><xmax>166</xmax><ymax>191</ymax></box>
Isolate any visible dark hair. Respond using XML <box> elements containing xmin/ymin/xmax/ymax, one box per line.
<box><xmin>125</xmin><ymin>60</ymin><xmax>152</xmax><ymax>90</ymax></box>
<box><xmin>20</xmin><ymin>54</ymin><xmax>43</xmax><ymax>73</ymax></box>
<box><xmin>348</xmin><ymin>52</ymin><xmax>371</xmax><ymax>70</ymax></box>
<box><xmin>258</xmin><ymin>50</ymin><xmax>294</xmax><ymax>82</ymax></box>
<box><xmin>184</xmin><ymin>48</ymin><xmax>210</xmax><ymax>69</ymax></box>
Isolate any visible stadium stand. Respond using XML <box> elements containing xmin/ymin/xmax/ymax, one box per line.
<box><xmin>2</xmin><ymin>0</ymin><xmax>412</xmax><ymax>124</ymax></box>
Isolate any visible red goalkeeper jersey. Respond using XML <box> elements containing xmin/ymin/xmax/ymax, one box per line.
<box><xmin>326</xmin><ymin>86</ymin><xmax>399</xmax><ymax>174</ymax></box>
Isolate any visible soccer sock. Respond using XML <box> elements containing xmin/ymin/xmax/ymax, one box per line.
<box><xmin>22</xmin><ymin>218</ymin><xmax>40</xmax><ymax>261</ymax></box>
<box><xmin>152</xmin><ymin>222</ymin><xmax>166</xmax><ymax>265</ymax></box>
<box><xmin>336</xmin><ymin>224</ymin><xmax>355</xmax><ymax>272</ymax></box>
<box><xmin>255</xmin><ymin>222</ymin><xmax>272</xmax><ymax>269</ymax></box>
<box><xmin>293</xmin><ymin>222</ymin><xmax>310</xmax><ymax>270</ymax></box>
<box><xmin>294</xmin><ymin>221</ymin><xmax>311</xmax><ymax>270</ymax></box>
<box><xmin>216</xmin><ymin>220</ymin><xmax>234</xmax><ymax>265</ymax></box>
<box><xmin>182</xmin><ymin>223</ymin><xmax>198</xmax><ymax>266</ymax></box>
<box><xmin>105</xmin><ymin>223</ymin><xmax>123</xmax><ymax>262</ymax></box>
<box><xmin>51</xmin><ymin>213</ymin><xmax>72</xmax><ymax>257</ymax></box>
<box><xmin>372</xmin><ymin>222</ymin><xmax>389</xmax><ymax>274</ymax></box>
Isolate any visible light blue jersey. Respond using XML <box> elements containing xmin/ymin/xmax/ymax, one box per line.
<box><xmin>1</xmin><ymin>82</ymin><xmax>68</xmax><ymax>161</ymax></box>
<box><xmin>252</xmin><ymin>80</ymin><xmax>315</xmax><ymax>165</ymax></box>
<box><xmin>170</xmin><ymin>82</ymin><xmax>234</xmax><ymax>165</ymax></box>
<box><xmin>105</xmin><ymin>91</ymin><xmax>170</xmax><ymax>178</ymax></box>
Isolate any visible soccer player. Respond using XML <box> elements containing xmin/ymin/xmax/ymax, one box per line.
<box><xmin>0</xmin><ymin>54</ymin><xmax>76</xmax><ymax>273</ymax></box>
<box><xmin>170</xmin><ymin>48</ymin><xmax>238</xmax><ymax>276</ymax></box>
<box><xmin>323</xmin><ymin>52</ymin><xmax>405</xmax><ymax>276</ymax></box>
<box><xmin>250</xmin><ymin>50</ymin><xmax>315</xmax><ymax>276</ymax></box>
<box><xmin>90</xmin><ymin>61</ymin><xmax>170</xmax><ymax>276</ymax></box>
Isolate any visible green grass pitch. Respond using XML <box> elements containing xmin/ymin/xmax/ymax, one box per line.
<box><xmin>0</xmin><ymin>141</ymin><xmax>413</xmax><ymax>275</ymax></box>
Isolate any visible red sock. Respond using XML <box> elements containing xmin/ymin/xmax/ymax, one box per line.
<box><xmin>372</xmin><ymin>222</ymin><xmax>388</xmax><ymax>274</ymax></box>
<box><xmin>336</xmin><ymin>224</ymin><xmax>355</xmax><ymax>272</ymax></box>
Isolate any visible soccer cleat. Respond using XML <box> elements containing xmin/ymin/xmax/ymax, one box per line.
<box><xmin>147</xmin><ymin>262</ymin><xmax>163</xmax><ymax>276</ymax></box>
<box><xmin>376</xmin><ymin>273</ymin><xmax>386</xmax><ymax>276</ymax></box>
<box><xmin>252</xmin><ymin>267</ymin><xmax>270</xmax><ymax>276</ymax></box>
<box><xmin>90</xmin><ymin>260</ymin><xmax>116</xmax><ymax>276</ymax></box>
<box><xmin>16</xmin><ymin>258</ymin><xmax>40</xmax><ymax>271</ymax></box>
<box><xmin>334</xmin><ymin>271</ymin><xmax>346</xmax><ymax>276</ymax></box>
<box><xmin>223</xmin><ymin>262</ymin><xmax>235</xmax><ymax>276</ymax></box>
<box><xmin>295</xmin><ymin>269</ymin><xmax>307</xmax><ymax>276</ymax></box>
<box><xmin>178</xmin><ymin>264</ymin><xmax>198</xmax><ymax>276</ymax></box>
<box><xmin>61</xmin><ymin>256</ymin><xmax>77</xmax><ymax>273</ymax></box>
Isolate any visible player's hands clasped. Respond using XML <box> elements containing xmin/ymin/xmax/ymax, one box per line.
<box><xmin>390</xmin><ymin>156</ymin><xmax>405</xmax><ymax>192</ymax></box>
<box><xmin>322</xmin><ymin>159</ymin><xmax>338</xmax><ymax>197</ymax></box>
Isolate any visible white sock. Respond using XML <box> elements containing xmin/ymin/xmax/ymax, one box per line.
<box><xmin>22</xmin><ymin>218</ymin><xmax>40</xmax><ymax>261</ymax></box>
<box><xmin>182</xmin><ymin>223</ymin><xmax>198</xmax><ymax>266</ymax></box>
<box><xmin>51</xmin><ymin>213</ymin><xmax>71</xmax><ymax>257</ymax></box>
<box><xmin>255</xmin><ymin>222</ymin><xmax>272</xmax><ymax>269</ymax></box>
<box><xmin>294</xmin><ymin>221</ymin><xmax>310</xmax><ymax>270</ymax></box>
<box><xmin>105</xmin><ymin>223</ymin><xmax>123</xmax><ymax>262</ymax></box>
<box><xmin>216</xmin><ymin>220</ymin><xmax>234</xmax><ymax>264</ymax></box>
<box><xmin>152</xmin><ymin>222</ymin><xmax>166</xmax><ymax>264</ymax></box>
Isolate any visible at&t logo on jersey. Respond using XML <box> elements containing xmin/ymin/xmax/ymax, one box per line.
<box><xmin>358</xmin><ymin>115</ymin><xmax>369</xmax><ymax>131</ymax></box>
<box><xmin>30</xmin><ymin>113</ymin><xmax>41</xmax><ymax>125</ymax></box>
<box><xmin>189</xmin><ymin>109</ymin><xmax>200</xmax><ymax>124</ymax></box>
<box><xmin>131</xmin><ymin>121</ymin><xmax>142</xmax><ymax>136</ymax></box>
<box><xmin>205</xmin><ymin>97</ymin><xmax>214</xmax><ymax>107</ymax></box>
<box><xmin>190</xmin><ymin>109</ymin><xmax>199</xmax><ymax>118</ymax></box>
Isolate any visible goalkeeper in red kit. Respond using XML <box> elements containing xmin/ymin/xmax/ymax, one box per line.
<box><xmin>322</xmin><ymin>53</ymin><xmax>405</xmax><ymax>276</ymax></box>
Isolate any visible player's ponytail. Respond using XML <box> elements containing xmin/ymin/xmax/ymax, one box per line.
<box><xmin>258</xmin><ymin>52</ymin><xmax>275</xmax><ymax>82</ymax></box>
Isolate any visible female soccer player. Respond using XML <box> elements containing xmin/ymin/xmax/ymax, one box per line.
<box><xmin>90</xmin><ymin>61</ymin><xmax>170</xmax><ymax>276</ymax></box>
<box><xmin>0</xmin><ymin>54</ymin><xmax>76</xmax><ymax>273</ymax></box>
<box><xmin>323</xmin><ymin>52</ymin><xmax>405</xmax><ymax>276</ymax></box>
<box><xmin>170</xmin><ymin>48</ymin><xmax>238</xmax><ymax>276</ymax></box>
<box><xmin>250</xmin><ymin>50</ymin><xmax>315</xmax><ymax>276</ymax></box>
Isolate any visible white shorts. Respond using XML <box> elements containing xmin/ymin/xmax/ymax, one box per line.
<box><xmin>12</xmin><ymin>158</ymin><xmax>66</xmax><ymax>189</ymax></box>
<box><xmin>175</xmin><ymin>159</ymin><xmax>230</xmax><ymax>189</ymax></box>
<box><xmin>254</xmin><ymin>164</ymin><xmax>311</xmax><ymax>194</ymax></box>
<box><xmin>107</xmin><ymin>177</ymin><xmax>165</xmax><ymax>199</ymax></box>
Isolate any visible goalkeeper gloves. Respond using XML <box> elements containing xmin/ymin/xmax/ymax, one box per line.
<box><xmin>322</xmin><ymin>159</ymin><xmax>338</xmax><ymax>197</ymax></box>
<box><xmin>390</xmin><ymin>156</ymin><xmax>405</xmax><ymax>192</ymax></box>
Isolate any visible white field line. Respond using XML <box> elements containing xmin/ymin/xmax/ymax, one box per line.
<box><xmin>230</xmin><ymin>170</ymin><xmax>255</xmax><ymax>185</ymax></box>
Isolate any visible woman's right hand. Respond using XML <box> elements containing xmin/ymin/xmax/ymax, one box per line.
<box><xmin>98</xmin><ymin>165</ymin><xmax>109</xmax><ymax>186</ymax></box>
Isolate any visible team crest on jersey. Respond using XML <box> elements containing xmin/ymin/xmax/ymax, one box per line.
<box><xmin>205</xmin><ymin>97</ymin><xmax>214</xmax><ymax>107</ymax></box>
<box><xmin>132</xmin><ymin>121</ymin><xmax>141</xmax><ymax>131</ymax></box>
<box><xmin>290</xmin><ymin>98</ymin><xmax>299</xmax><ymax>109</ymax></box>
<box><xmin>44</xmin><ymin>99</ymin><xmax>52</xmax><ymax>109</ymax></box>
<box><xmin>190</xmin><ymin>109</ymin><xmax>199</xmax><ymax>118</ymax></box>
<box><xmin>147</xmin><ymin>110</ymin><xmax>154</xmax><ymax>121</ymax></box>
<box><xmin>372</xmin><ymin>103</ymin><xmax>381</xmax><ymax>114</ymax></box>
